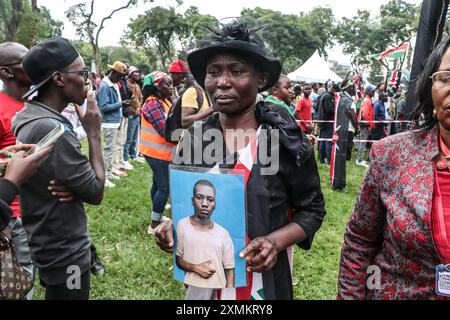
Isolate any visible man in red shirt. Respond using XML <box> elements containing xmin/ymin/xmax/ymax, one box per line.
<box><xmin>0</xmin><ymin>43</ymin><xmax>31</xmax><ymax>214</ymax></box>
<box><xmin>356</xmin><ymin>84</ymin><xmax>376</xmax><ymax>167</ymax></box>
<box><xmin>0</xmin><ymin>42</ymin><xmax>36</xmax><ymax>298</ymax></box>
<box><xmin>294</xmin><ymin>84</ymin><xmax>313</xmax><ymax>134</ymax></box>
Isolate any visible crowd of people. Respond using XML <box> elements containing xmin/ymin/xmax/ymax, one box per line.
<box><xmin>0</xmin><ymin>18</ymin><xmax>449</xmax><ymax>301</ymax></box>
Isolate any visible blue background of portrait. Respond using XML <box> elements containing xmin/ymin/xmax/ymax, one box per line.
<box><xmin>170</xmin><ymin>168</ymin><xmax>247</xmax><ymax>288</ymax></box>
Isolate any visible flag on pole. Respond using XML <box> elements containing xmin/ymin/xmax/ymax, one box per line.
<box><xmin>371</xmin><ymin>42</ymin><xmax>409</xmax><ymax>61</ymax></box>
<box><xmin>387</xmin><ymin>70</ymin><xmax>402</xmax><ymax>89</ymax></box>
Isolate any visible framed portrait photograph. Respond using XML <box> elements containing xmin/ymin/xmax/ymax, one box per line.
<box><xmin>170</xmin><ymin>165</ymin><xmax>247</xmax><ymax>292</ymax></box>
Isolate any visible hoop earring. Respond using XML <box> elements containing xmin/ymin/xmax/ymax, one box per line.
<box><xmin>433</xmin><ymin>109</ymin><xmax>437</xmax><ymax>119</ymax></box>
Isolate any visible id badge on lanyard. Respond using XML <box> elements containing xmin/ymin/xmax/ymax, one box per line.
<box><xmin>436</xmin><ymin>264</ymin><xmax>450</xmax><ymax>297</ymax></box>
<box><xmin>433</xmin><ymin>166</ymin><xmax>450</xmax><ymax>297</ymax></box>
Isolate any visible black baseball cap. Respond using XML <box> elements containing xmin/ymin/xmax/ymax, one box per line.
<box><xmin>22</xmin><ymin>37</ymin><xmax>80</xmax><ymax>100</ymax></box>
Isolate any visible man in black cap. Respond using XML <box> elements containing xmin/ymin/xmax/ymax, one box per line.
<box><xmin>12</xmin><ymin>37</ymin><xmax>105</xmax><ymax>300</ymax></box>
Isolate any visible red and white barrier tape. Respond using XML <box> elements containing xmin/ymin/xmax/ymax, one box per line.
<box><xmin>317</xmin><ymin>138</ymin><xmax>382</xmax><ymax>143</ymax></box>
<box><xmin>297</xmin><ymin>120</ymin><xmax>412</xmax><ymax>124</ymax></box>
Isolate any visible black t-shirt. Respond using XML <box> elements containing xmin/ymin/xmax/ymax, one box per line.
<box><xmin>317</xmin><ymin>92</ymin><xmax>335</xmax><ymax>128</ymax></box>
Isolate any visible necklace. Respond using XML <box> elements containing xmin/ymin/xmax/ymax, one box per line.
<box><xmin>437</xmin><ymin>133</ymin><xmax>450</xmax><ymax>171</ymax></box>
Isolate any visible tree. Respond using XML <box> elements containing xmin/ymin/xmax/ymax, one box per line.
<box><xmin>335</xmin><ymin>0</ymin><xmax>419</xmax><ymax>76</ymax></box>
<box><xmin>0</xmin><ymin>0</ymin><xmax>24</xmax><ymax>42</ymax></box>
<box><xmin>379</xmin><ymin>0</ymin><xmax>419</xmax><ymax>46</ymax></box>
<box><xmin>240</xmin><ymin>7</ymin><xmax>324</xmax><ymax>73</ymax></box>
<box><xmin>123</xmin><ymin>6</ymin><xmax>188</xmax><ymax>70</ymax></box>
<box><xmin>101</xmin><ymin>46</ymin><xmax>150</xmax><ymax>73</ymax></box>
<box><xmin>179</xmin><ymin>6</ymin><xmax>219</xmax><ymax>55</ymax></box>
<box><xmin>301</xmin><ymin>6</ymin><xmax>336</xmax><ymax>58</ymax></box>
<box><xmin>0</xmin><ymin>0</ymin><xmax>63</xmax><ymax>46</ymax></box>
<box><xmin>66</xmin><ymin>0</ymin><xmax>152</xmax><ymax>73</ymax></box>
<box><xmin>72</xmin><ymin>40</ymin><xmax>94</xmax><ymax>70</ymax></box>
<box><xmin>16</xmin><ymin>4</ymin><xmax>63</xmax><ymax>47</ymax></box>
<box><xmin>335</xmin><ymin>10</ymin><xmax>377</xmax><ymax>67</ymax></box>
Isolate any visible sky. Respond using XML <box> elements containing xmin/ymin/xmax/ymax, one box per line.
<box><xmin>40</xmin><ymin>0</ymin><xmax>423</xmax><ymax>64</ymax></box>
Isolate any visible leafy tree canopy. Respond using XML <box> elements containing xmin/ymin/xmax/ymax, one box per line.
<box><xmin>0</xmin><ymin>0</ymin><xmax>63</xmax><ymax>47</ymax></box>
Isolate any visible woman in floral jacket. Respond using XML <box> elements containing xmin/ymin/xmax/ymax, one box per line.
<box><xmin>338</xmin><ymin>38</ymin><xmax>450</xmax><ymax>300</ymax></box>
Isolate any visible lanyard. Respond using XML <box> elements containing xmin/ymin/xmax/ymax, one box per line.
<box><xmin>433</xmin><ymin>168</ymin><xmax>450</xmax><ymax>264</ymax></box>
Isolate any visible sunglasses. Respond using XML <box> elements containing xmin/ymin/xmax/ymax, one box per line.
<box><xmin>62</xmin><ymin>69</ymin><xmax>89</xmax><ymax>82</ymax></box>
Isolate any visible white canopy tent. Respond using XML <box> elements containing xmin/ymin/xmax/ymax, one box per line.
<box><xmin>288</xmin><ymin>50</ymin><xmax>343</xmax><ymax>84</ymax></box>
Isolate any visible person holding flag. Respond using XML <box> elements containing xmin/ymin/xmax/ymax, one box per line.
<box><xmin>330</xmin><ymin>79</ymin><xmax>358</xmax><ymax>192</ymax></box>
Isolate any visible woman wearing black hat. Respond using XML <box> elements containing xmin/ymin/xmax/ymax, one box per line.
<box><xmin>156</xmin><ymin>21</ymin><xmax>326</xmax><ymax>300</ymax></box>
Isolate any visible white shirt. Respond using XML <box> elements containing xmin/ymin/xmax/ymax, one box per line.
<box><xmin>62</xmin><ymin>102</ymin><xmax>87</xmax><ymax>140</ymax></box>
<box><xmin>344</xmin><ymin>92</ymin><xmax>357</xmax><ymax>133</ymax></box>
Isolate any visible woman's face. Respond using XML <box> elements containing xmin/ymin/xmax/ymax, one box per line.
<box><xmin>204</xmin><ymin>52</ymin><xmax>267</xmax><ymax>115</ymax></box>
<box><xmin>274</xmin><ymin>77</ymin><xmax>293</xmax><ymax>104</ymax></box>
<box><xmin>432</xmin><ymin>47</ymin><xmax>450</xmax><ymax>131</ymax></box>
<box><xmin>157</xmin><ymin>76</ymin><xmax>174</xmax><ymax>99</ymax></box>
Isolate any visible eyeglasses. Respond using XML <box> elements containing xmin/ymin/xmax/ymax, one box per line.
<box><xmin>62</xmin><ymin>69</ymin><xmax>89</xmax><ymax>82</ymax></box>
<box><xmin>430</xmin><ymin>71</ymin><xmax>450</xmax><ymax>87</ymax></box>
<box><xmin>1</xmin><ymin>60</ymin><xmax>22</xmax><ymax>68</ymax></box>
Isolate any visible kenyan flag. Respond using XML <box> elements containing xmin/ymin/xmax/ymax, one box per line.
<box><xmin>371</xmin><ymin>42</ymin><xmax>409</xmax><ymax>61</ymax></box>
<box><xmin>388</xmin><ymin>70</ymin><xmax>402</xmax><ymax>89</ymax></box>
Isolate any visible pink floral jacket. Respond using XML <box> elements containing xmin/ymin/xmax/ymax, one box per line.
<box><xmin>338</xmin><ymin>126</ymin><xmax>449</xmax><ymax>300</ymax></box>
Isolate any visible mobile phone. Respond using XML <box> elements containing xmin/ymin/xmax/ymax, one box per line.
<box><xmin>0</xmin><ymin>161</ymin><xmax>6</xmax><ymax>177</ymax></box>
<box><xmin>26</xmin><ymin>123</ymin><xmax>65</xmax><ymax>155</ymax></box>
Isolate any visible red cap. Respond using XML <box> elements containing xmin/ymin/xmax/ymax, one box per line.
<box><xmin>168</xmin><ymin>59</ymin><xmax>190</xmax><ymax>73</ymax></box>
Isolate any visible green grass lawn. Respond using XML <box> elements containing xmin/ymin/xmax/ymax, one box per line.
<box><xmin>34</xmin><ymin>152</ymin><xmax>366</xmax><ymax>300</ymax></box>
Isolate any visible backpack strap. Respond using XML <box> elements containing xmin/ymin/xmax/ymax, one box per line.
<box><xmin>194</xmin><ymin>86</ymin><xmax>204</xmax><ymax>108</ymax></box>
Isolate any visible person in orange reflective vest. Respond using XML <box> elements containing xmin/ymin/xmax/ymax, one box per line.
<box><xmin>139</xmin><ymin>71</ymin><xmax>175</xmax><ymax>235</ymax></box>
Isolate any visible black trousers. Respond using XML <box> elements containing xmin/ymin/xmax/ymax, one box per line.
<box><xmin>42</xmin><ymin>271</ymin><xmax>90</xmax><ymax>300</ymax></box>
<box><xmin>370</xmin><ymin>124</ymin><xmax>385</xmax><ymax>141</ymax></box>
<box><xmin>346</xmin><ymin>131</ymin><xmax>355</xmax><ymax>161</ymax></box>
<box><xmin>332</xmin><ymin>130</ymin><xmax>348</xmax><ymax>190</ymax></box>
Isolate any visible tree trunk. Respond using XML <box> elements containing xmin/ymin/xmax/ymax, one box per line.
<box><xmin>4</xmin><ymin>0</ymin><xmax>23</xmax><ymax>41</ymax></box>
<box><xmin>29</xmin><ymin>0</ymin><xmax>40</xmax><ymax>47</ymax></box>
<box><xmin>31</xmin><ymin>0</ymin><xmax>38</xmax><ymax>11</ymax></box>
<box><xmin>94</xmin><ymin>45</ymin><xmax>101</xmax><ymax>74</ymax></box>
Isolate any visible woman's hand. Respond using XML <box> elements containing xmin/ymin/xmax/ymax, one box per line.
<box><xmin>239</xmin><ymin>237</ymin><xmax>278</xmax><ymax>273</ymax></box>
<box><xmin>155</xmin><ymin>220</ymin><xmax>174</xmax><ymax>253</ymax></box>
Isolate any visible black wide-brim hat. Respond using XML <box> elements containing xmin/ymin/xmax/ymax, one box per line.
<box><xmin>22</xmin><ymin>37</ymin><xmax>80</xmax><ymax>100</ymax></box>
<box><xmin>187</xmin><ymin>40</ymin><xmax>282</xmax><ymax>93</ymax></box>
